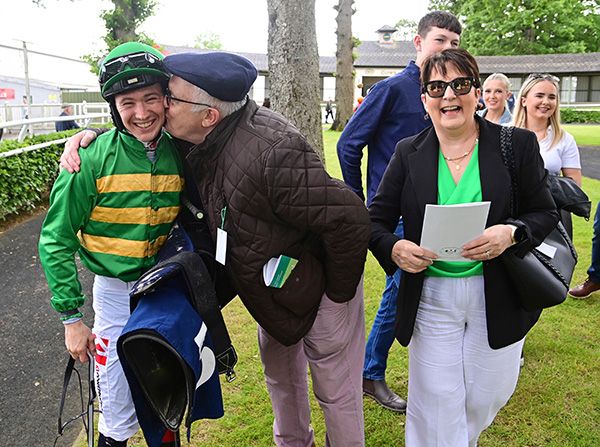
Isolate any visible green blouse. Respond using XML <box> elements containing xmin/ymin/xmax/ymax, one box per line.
<box><xmin>426</xmin><ymin>142</ymin><xmax>484</xmax><ymax>277</ymax></box>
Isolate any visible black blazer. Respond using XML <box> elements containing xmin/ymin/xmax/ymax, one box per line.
<box><xmin>369</xmin><ymin>116</ymin><xmax>559</xmax><ymax>349</ymax></box>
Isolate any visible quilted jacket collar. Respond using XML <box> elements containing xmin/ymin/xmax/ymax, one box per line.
<box><xmin>186</xmin><ymin>100</ymin><xmax>253</xmax><ymax>164</ymax></box>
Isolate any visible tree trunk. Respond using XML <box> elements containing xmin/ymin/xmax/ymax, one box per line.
<box><xmin>331</xmin><ymin>0</ymin><xmax>355</xmax><ymax>132</ymax></box>
<box><xmin>267</xmin><ymin>0</ymin><xmax>324</xmax><ymax>162</ymax></box>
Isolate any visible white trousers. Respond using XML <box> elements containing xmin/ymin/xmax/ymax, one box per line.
<box><xmin>406</xmin><ymin>276</ymin><xmax>524</xmax><ymax>447</ymax></box>
<box><xmin>92</xmin><ymin>275</ymin><xmax>139</xmax><ymax>441</ymax></box>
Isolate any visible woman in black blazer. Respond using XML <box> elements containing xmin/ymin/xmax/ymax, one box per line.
<box><xmin>369</xmin><ymin>49</ymin><xmax>558</xmax><ymax>447</ymax></box>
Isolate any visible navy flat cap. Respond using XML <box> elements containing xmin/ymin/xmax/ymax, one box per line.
<box><xmin>164</xmin><ymin>52</ymin><xmax>258</xmax><ymax>102</ymax></box>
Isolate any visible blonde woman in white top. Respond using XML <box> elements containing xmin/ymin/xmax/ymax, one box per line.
<box><xmin>513</xmin><ymin>73</ymin><xmax>582</xmax><ymax>237</ymax></box>
<box><xmin>513</xmin><ymin>74</ymin><xmax>582</xmax><ymax>183</ymax></box>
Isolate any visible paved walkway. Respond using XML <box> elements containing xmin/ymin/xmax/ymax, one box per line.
<box><xmin>0</xmin><ymin>212</ymin><xmax>93</xmax><ymax>447</ymax></box>
<box><xmin>578</xmin><ymin>146</ymin><xmax>600</xmax><ymax>180</ymax></box>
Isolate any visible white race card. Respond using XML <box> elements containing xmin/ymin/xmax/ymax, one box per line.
<box><xmin>537</xmin><ymin>241</ymin><xmax>557</xmax><ymax>259</ymax></box>
<box><xmin>216</xmin><ymin>228</ymin><xmax>227</xmax><ymax>265</ymax></box>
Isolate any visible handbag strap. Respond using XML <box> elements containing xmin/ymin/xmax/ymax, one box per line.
<box><xmin>499</xmin><ymin>126</ymin><xmax>517</xmax><ymax>217</ymax></box>
<box><xmin>499</xmin><ymin>126</ymin><xmax>578</xmax><ymax>263</ymax></box>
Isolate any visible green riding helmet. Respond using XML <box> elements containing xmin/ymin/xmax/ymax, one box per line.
<box><xmin>99</xmin><ymin>42</ymin><xmax>169</xmax><ymax>100</ymax></box>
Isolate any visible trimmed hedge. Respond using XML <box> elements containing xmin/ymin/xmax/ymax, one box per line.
<box><xmin>561</xmin><ymin>108</ymin><xmax>600</xmax><ymax>124</ymax></box>
<box><xmin>0</xmin><ymin>130</ymin><xmax>80</xmax><ymax>220</ymax></box>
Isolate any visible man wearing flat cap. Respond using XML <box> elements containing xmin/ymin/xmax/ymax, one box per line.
<box><xmin>62</xmin><ymin>50</ymin><xmax>371</xmax><ymax>447</ymax></box>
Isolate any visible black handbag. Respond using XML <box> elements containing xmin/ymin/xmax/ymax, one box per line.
<box><xmin>499</xmin><ymin>126</ymin><xmax>578</xmax><ymax>311</ymax></box>
<box><xmin>547</xmin><ymin>174</ymin><xmax>591</xmax><ymax>219</ymax></box>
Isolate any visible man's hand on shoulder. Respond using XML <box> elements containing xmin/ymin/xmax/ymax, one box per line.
<box><xmin>60</xmin><ymin>129</ymin><xmax>98</xmax><ymax>173</ymax></box>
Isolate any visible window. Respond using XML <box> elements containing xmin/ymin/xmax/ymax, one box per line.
<box><xmin>591</xmin><ymin>76</ymin><xmax>600</xmax><ymax>102</ymax></box>
<box><xmin>560</xmin><ymin>76</ymin><xmax>575</xmax><ymax>104</ymax></box>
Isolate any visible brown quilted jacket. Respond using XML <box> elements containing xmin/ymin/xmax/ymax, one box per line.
<box><xmin>184</xmin><ymin>100</ymin><xmax>370</xmax><ymax>345</ymax></box>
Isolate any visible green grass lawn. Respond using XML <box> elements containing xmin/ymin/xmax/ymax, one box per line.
<box><xmin>80</xmin><ymin>128</ymin><xmax>600</xmax><ymax>447</ymax></box>
<box><xmin>563</xmin><ymin>124</ymin><xmax>600</xmax><ymax>147</ymax></box>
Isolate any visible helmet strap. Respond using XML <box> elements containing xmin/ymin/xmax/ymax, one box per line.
<box><xmin>109</xmin><ymin>100</ymin><xmax>127</xmax><ymax>133</ymax></box>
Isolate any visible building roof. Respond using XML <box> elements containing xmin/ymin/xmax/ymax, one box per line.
<box><xmin>162</xmin><ymin>45</ymin><xmax>269</xmax><ymax>72</ymax></box>
<box><xmin>162</xmin><ymin>42</ymin><xmax>600</xmax><ymax>78</ymax></box>
<box><xmin>162</xmin><ymin>44</ymin><xmax>338</xmax><ymax>76</ymax></box>
<box><xmin>354</xmin><ymin>40</ymin><xmax>415</xmax><ymax>68</ymax></box>
<box><xmin>476</xmin><ymin>52</ymin><xmax>600</xmax><ymax>75</ymax></box>
<box><xmin>0</xmin><ymin>74</ymin><xmax>62</xmax><ymax>90</ymax></box>
<box><xmin>354</xmin><ymin>41</ymin><xmax>600</xmax><ymax>75</ymax></box>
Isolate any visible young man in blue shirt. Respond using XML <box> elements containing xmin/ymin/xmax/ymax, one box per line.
<box><xmin>337</xmin><ymin>10</ymin><xmax>462</xmax><ymax>412</ymax></box>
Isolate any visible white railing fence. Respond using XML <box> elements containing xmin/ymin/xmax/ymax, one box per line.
<box><xmin>0</xmin><ymin>137</ymin><xmax>69</xmax><ymax>159</ymax></box>
<box><xmin>1</xmin><ymin>102</ymin><xmax>111</xmax><ymax>142</ymax></box>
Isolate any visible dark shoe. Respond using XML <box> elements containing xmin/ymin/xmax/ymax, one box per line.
<box><xmin>569</xmin><ymin>277</ymin><xmax>600</xmax><ymax>299</ymax></box>
<box><xmin>363</xmin><ymin>378</ymin><xmax>407</xmax><ymax>413</ymax></box>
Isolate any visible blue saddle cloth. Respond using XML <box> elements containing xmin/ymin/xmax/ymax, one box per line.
<box><xmin>117</xmin><ymin>277</ymin><xmax>224</xmax><ymax>447</ymax></box>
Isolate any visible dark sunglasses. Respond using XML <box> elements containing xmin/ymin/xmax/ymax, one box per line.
<box><xmin>422</xmin><ymin>77</ymin><xmax>479</xmax><ymax>98</ymax></box>
<box><xmin>526</xmin><ymin>73</ymin><xmax>560</xmax><ymax>83</ymax></box>
<box><xmin>99</xmin><ymin>52</ymin><xmax>165</xmax><ymax>85</ymax></box>
<box><xmin>165</xmin><ymin>88</ymin><xmax>213</xmax><ymax>107</ymax></box>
